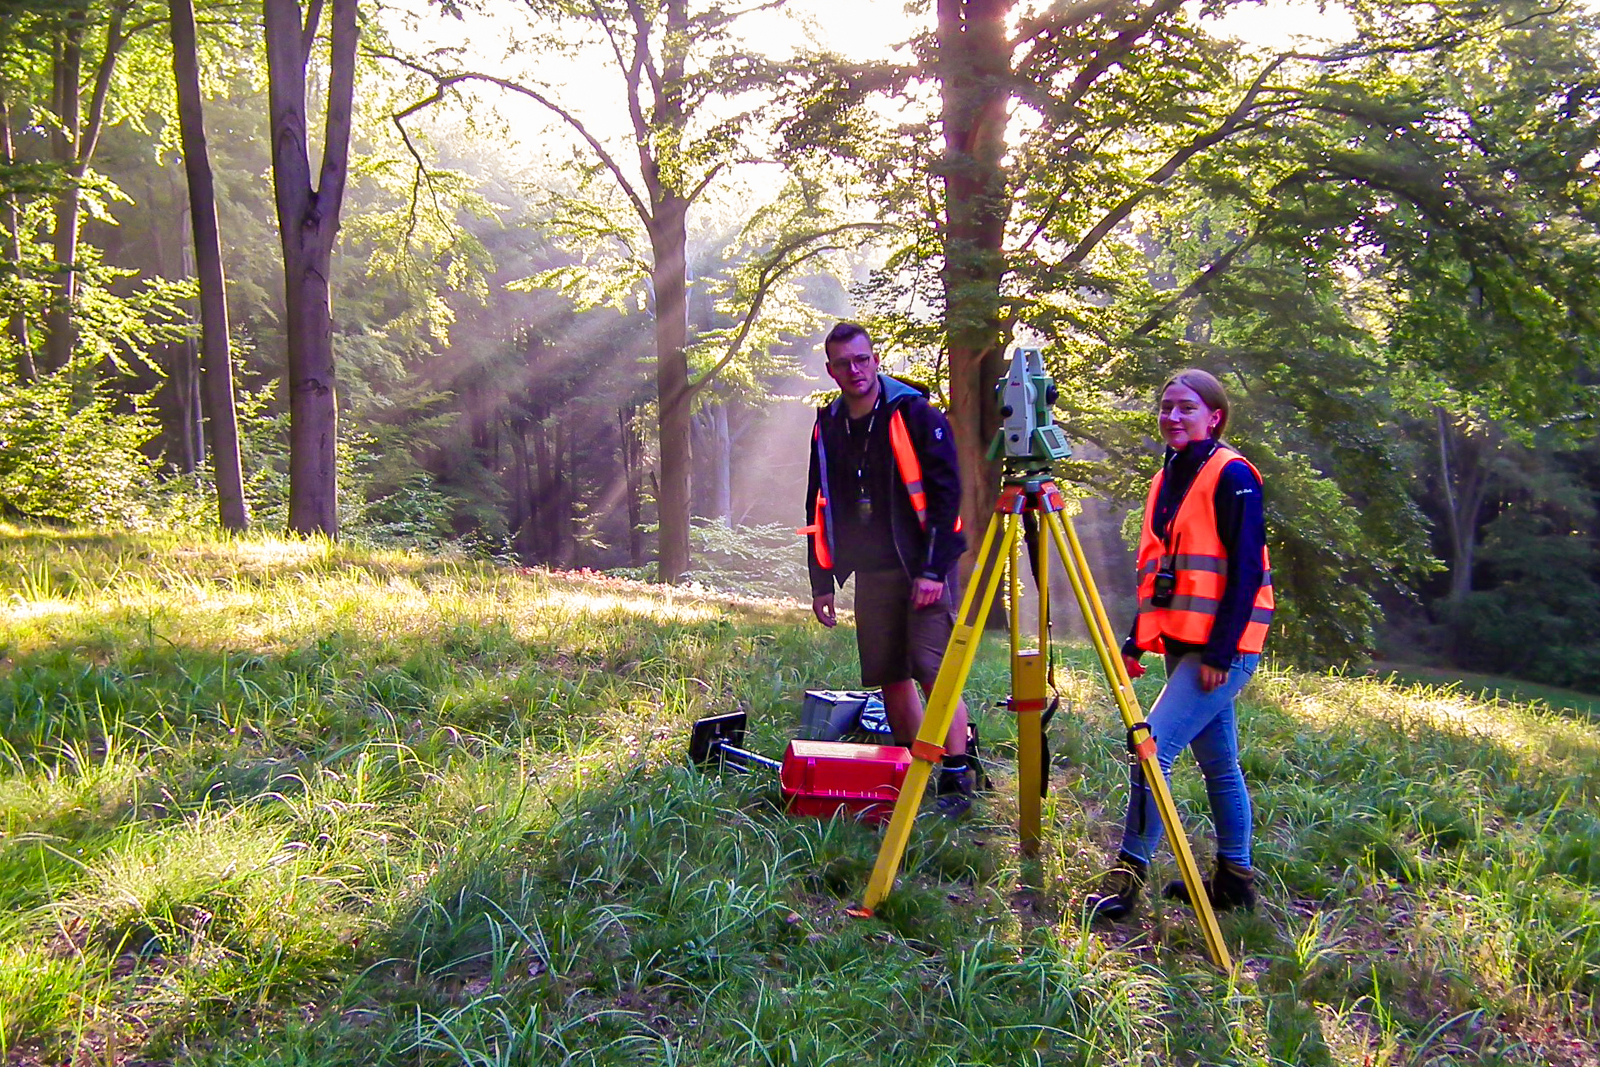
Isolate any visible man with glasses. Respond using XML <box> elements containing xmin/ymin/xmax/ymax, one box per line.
<box><xmin>800</xmin><ymin>322</ymin><xmax>976</xmax><ymax>816</ymax></box>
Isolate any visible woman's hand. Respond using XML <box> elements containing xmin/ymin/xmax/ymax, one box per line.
<box><xmin>1198</xmin><ymin>663</ymin><xmax>1227</xmax><ymax>692</ymax></box>
<box><xmin>1121</xmin><ymin>654</ymin><xmax>1146</xmax><ymax>679</ymax></box>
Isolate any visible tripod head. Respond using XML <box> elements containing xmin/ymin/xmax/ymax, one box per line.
<box><xmin>987</xmin><ymin>346</ymin><xmax>1072</xmax><ymax>474</ymax></box>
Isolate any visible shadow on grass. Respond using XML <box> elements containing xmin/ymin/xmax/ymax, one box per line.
<box><xmin>2</xmin><ymin>530</ymin><xmax>1596</xmax><ymax>1065</ymax></box>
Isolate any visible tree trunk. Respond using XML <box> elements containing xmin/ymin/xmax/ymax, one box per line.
<box><xmin>554</xmin><ymin>418</ymin><xmax>571</xmax><ymax>566</ymax></box>
<box><xmin>41</xmin><ymin>10</ymin><xmax>86</xmax><ymax>373</ymax></box>
<box><xmin>651</xmin><ymin>196</ymin><xmax>693</xmax><ymax>582</ymax></box>
<box><xmin>938</xmin><ymin>0</ymin><xmax>1014</xmax><ymax>576</ymax></box>
<box><xmin>700</xmin><ymin>402</ymin><xmax>732</xmax><ymax>526</ymax></box>
<box><xmin>263</xmin><ymin>0</ymin><xmax>358</xmax><ymax>537</ymax></box>
<box><xmin>506</xmin><ymin>416</ymin><xmax>533</xmax><ymax>562</ymax></box>
<box><xmin>1437</xmin><ymin>406</ymin><xmax>1493</xmax><ymax>608</ymax></box>
<box><xmin>532</xmin><ymin>414</ymin><xmax>553</xmax><ymax>560</ymax></box>
<box><xmin>171</xmin><ymin>0</ymin><xmax>248</xmax><ymax>530</ymax></box>
<box><xmin>41</xmin><ymin>0</ymin><xmax>129</xmax><ymax>374</ymax></box>
<box><xmin>0</xmin><ymin>97</ymin><xmax>34</xmax><ymax>379</ymax></box>
<box><xmin>149</xmin><ymin>182</ymin><xmax>198</xmax><ymax>471</ymax></box>
<box><xmin>621</xmin><ymin>403</ymin><xmax>644</xmax><ymax>565</ymax></box>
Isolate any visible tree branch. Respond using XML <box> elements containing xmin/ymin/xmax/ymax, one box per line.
<box><xmin>1051</xmin><ymin>55</ymin><xmax>1289</xmax><ymax>269</ymax></box>
<box><xmin>390</xmin><ymin>109</ymin><xmax>447</xmax><ymax>242</ymax></box>
<box><xmin>605</xmin><ymin>0</ymin><xmax>655</xmax><ymax>150</ymax></box>
<box><xmin>622</xmin><ymin>0</ymin><xmax>662</xmax><ymax>139</ymax></box>
<box><xmin>77</xmin><ymin>0</ymin><xmax>131</xmax><ymax>170</ymax></box>
<box><xmin>683</xmin><ymin>159</ymin><xmax>728</xmax><ymax>207</ymax></box>
<box><xmin>1057</xmin><ymin>0</ymin><xmax>1184</xmax><ymax>114</ymax></box>
<box><xmin>1129</xmin><ymin>232</ymin><xmax>1257</xmax><ymax>338</ymax></box>
<box><xmin>373</xmin><ymin>52</ymin><xmax>652</xmax><ymax>225</ymax></box>
<box><xmin>685</xmin><ymin>221</ymin><xmax>883</xmax><ymax>400</ymax></box>
<box><xmin>302</xmin><ymin>0</ymin><xmax>325</xmax><ymax>60</ymax></box>
<box><xmin>317</xmin><ymin>0</ymin><xmax>357</xmax><ymax>215</ymax></box>
<box><xmin>1013</xmin><ymin>0</ymin><xmax>1127</xmax><ymax>73</ymax></box>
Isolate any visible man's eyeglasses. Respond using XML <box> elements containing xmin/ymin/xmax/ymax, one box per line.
<box><xmin>828</xmin><ymin>354</ymin><xmax>876</xmax><ymax>372</ymax></box>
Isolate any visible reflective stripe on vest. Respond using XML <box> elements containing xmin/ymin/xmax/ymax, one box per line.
<box><xmin>1134</xmin><ymin>445</ymin><xmax>1275</xmax><ymax>655</ymax></box>
<box><xmin>797</xmin><ymin>422</ymin><xmax>835</xmax><ymax>569</ymax></box>
<box><xmin>886</xmin><ymin>410</ymin><xmax>962</xmax><ymax>534</ymax></box>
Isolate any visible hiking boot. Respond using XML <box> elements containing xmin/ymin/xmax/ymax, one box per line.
<box><xmin>1163</xmin><ymin>857</ymin><xmax>1258</xmax><ymax>913</ymax></box>
<box><xmin>1084</xmin><ymin>852</ymin><xmax>1148</xmax><ymax>922</ymax></box>
<box><xmin>935</xmin><ymin>767</ymin><xmax>975</xmax><ymax>818</ymax></box>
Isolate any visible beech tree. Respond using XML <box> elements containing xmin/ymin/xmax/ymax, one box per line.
<box><xmin>37</xmin><ymin>0</ymin><xmax>152</xmax><ymax>373</ymax></box>
<box><xmin>263</xmin><ymin>0</ymin><xmax>359</xmax><ymax>536</ymax></box>
<box><xmin>788</xmin><ymin>0</ymin><xmax>1600</xmax><ymax>661</ymax></box>
<box><xmin>388</xmin><ymin>0</ymin><xmax>873</xmax><ymax>581</ymax></box>
<box><xmin>168</xmin><ymin>0</ymin><xmax>247</xmax><ymax>529</ymax></box>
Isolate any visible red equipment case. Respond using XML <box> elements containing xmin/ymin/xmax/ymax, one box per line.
<box><xmin>780</xmin><ymin>740</ymin><xmax>912</xmax><ymax>824</ymax></box>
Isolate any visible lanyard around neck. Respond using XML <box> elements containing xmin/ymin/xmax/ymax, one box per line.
<box><xmin>848</xmin><ymin>390</ymin><xmax>883</xmax><ymax>486</ymax></box>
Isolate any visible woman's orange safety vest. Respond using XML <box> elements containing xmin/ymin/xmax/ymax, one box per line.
<box><xmin>800</xmin><ymin>409</ymin><xmax>958</xmax><ymax>571</ymax></box>
<box><xmin>1134</xmin><ymin>445</ymin><xmax>1274</xmax><ymax>655</ymax></box>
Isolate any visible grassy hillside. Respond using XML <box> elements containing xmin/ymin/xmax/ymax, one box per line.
<box><xmin>0</xmin><ymin>527</ymin><xmax>1595</xmax><ymax>1066</ymax></box>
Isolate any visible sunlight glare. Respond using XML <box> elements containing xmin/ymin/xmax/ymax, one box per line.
<box><xmin>1198</xmin><ymin>0</ymin><xmax>1356</xmax><ymax>49</ymax></box>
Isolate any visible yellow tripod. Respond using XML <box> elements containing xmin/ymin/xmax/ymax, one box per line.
<box><xmin>857</xmin><ymin>471</ymin><xmax>1235</xmax><ymax>971</ymax></box>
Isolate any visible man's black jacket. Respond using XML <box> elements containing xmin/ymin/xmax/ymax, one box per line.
<box><xmin>805</xmin><ymin>374</ymin><xmax>965</xmax><ymax>597</ymax></box>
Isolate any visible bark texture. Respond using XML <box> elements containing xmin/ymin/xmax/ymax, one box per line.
<box><xmin>171</xmin><ymin>0</ymin><xmax>248</xmax><ymax>529</ymax></box>
<box><xmin>263</xmin><ymin>0</ymin><xmax>358</xmax><ymax>537</ymax></box>
<box><xmin>938</xmin><ymin>0</ymin><xmax>1014</xmax><ymax>571</ymax></box>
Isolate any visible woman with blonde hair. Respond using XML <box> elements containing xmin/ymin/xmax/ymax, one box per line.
<box><xmin>1085</xmin><ymin>369</ymin><xmax>1274</xmax><ymax>920</ymax></box>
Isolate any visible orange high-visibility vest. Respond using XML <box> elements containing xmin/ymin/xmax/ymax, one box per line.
<box><xmin>1134</xmin><ymin>445</ymin><xmax>1274</xmax><ymax>655</ymax></box>
<box><xmin>799</xmin><ymin>408</ymin><xmax>959</xmax><ymax>572</ymax></box>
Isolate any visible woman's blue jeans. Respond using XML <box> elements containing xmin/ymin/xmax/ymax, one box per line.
<box><xmin>1118</xmin><ymin>651</ymin><xmax>1258</xmax><ymax>868</ymax></box>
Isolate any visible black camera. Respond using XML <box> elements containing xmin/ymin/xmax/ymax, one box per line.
<box><xmin>1150</xmin><ymin>568</ymin><xmax>1177</xmax><ymax>607</ymax></box>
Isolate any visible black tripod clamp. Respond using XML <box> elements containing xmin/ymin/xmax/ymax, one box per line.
<box><xmin>1126</xmin><ymin>721</ymin><xmax>1157</xmax><ymax>763</ymax></box>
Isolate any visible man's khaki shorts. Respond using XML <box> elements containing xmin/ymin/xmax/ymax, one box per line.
<box><xmin>853</xmin><ymin>567</ymin><xmax>959</xmax><ymax>690</ymax></box>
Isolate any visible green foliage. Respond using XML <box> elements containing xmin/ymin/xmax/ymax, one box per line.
<box><xmin>1452</xmin><ymin>510</ymin><xmax>1600</xmax><ymax>690</ymax></box>
<box><xmin>682</xmin><ymin>519</ymin><xmax>810</xmax><ymax>600</ymax></box>
<box><xmin>0</xmin><ymin>374</ymin><xmax>158</xmax><ymax>526</ymax></box>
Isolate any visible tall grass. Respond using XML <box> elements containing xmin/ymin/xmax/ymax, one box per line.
<box><xmin>0</xmin><ymin>524</ymin><xmax>1595</xmax><ymax>1065</ymax></box>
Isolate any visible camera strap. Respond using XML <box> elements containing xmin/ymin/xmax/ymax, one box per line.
<box><xmin>1126</xmin><ymin>721</ymin><xmax>1158</xmax><ymax>834</ymax></box>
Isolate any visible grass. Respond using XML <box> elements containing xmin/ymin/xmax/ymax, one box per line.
<box><xmin>0</xmin><ymin>523</ymin><xmax>1596</xmax><ymax>1066</ymax></box>
<box><xmin>1372</xmin><ymin>662</ymin><xmax>1600</xmax><ymax>722</ymax></box>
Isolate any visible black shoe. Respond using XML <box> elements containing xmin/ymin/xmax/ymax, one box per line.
<box><xmin>1163</xmin><ymin>858</ymin><xmax>1258</xmax><ymax>912</ymax></box>
<box><xmin>1085</xmin><ymin>852</ymin><xmax>1148</xmax><ymax>922</ymax></box>
<box><xmin>935</xmin><ymin>767</ymin><xmax>975</xmax><ymax>818</ymax></box>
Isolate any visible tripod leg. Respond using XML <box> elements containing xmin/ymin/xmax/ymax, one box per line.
<box><xmin>1014</xmin><ymin>648</ymin><xmax>1044</xmax><ymax>852</ymax></box>
<box><xmin>1043</xmin><ymin>508</ymin><xmax>1235</xmax><ymax>972</ymax></box>
<box><xmin>1014</xmin><ymin>509</ymin><xmax>1052</xmax><ymax>852</ymax></box>
<box><xmin>860</xmin><ymin>510</ymin><xmax>1018</xmax><ymax>913</ymax></box>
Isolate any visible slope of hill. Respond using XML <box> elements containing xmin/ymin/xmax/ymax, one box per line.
<box><xmin>1</xmin><ymin>527</ymin><xmax>1595</xmax><ymax>1066</ymax></box>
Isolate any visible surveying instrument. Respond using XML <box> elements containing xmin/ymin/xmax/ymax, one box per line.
<box><xmin>855</xmin><ymin>346</ymin><xmax>1234</xmax><ymax>970</ymax></box>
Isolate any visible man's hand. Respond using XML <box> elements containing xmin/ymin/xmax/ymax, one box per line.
<box><xmin>812</xmin><ymin>593</ymin><xmax>836</xmax><ymax>628</ymax></box>
<box><xmin>909</xmin><ymin>577</ymin><xmax>944</xmax><ymax>610</ymax></box>
<box><xmin>1199</xmin><ymin>664</ymin><xmax>1227</xmax><ymax>692</ymax></box>
<box><xmin>1122</xmin><ymin>653</ymin><xmax>1146</xmax><ymax>679</ymax></box>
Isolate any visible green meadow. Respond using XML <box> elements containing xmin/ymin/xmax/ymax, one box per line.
<box><xmin>0</xmin><ymin>526</ymin><xmax>1595</xmax><ymax>1066</ymax></box>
